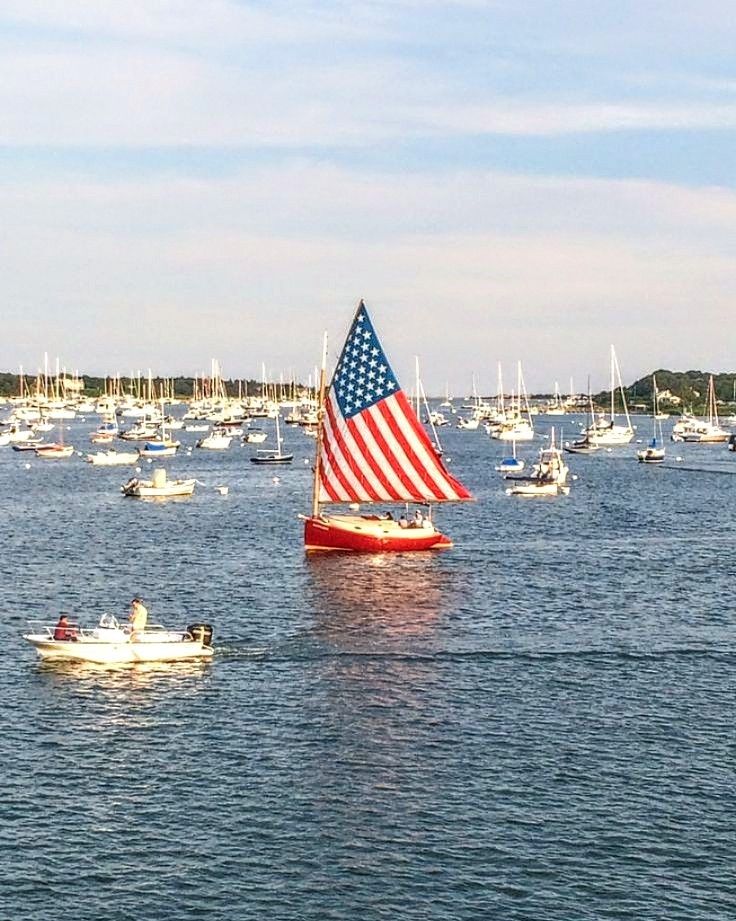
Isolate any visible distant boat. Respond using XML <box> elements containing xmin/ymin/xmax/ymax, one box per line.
<box><xmin>243</xmin><ymin>429</ymin><xmax>268</xmax><ymax>444</ymax></box>
<box><xmin>86</xmin><ymin>449</ymin><xmax>139</xmax><ymax>466</ymax></box>
<box><xmin>585</xmin><ymin>346</ymin><xmax>634</xmax><ymax>445</ymax></box>
<box><xmin>495</xmin><ymin>438</ymin><xmax>525</xmax><ymax>474</ymax></box>
<box><xmin>249</xmin><ymin>412</ymin><xmax>293</xmax><ymax>464</ymax></box>
<box><xmin>196</xmin><ymin>429</ymin><xmax>232</xmax><ymax>451</ymax></box>
<box><xmin>121</xmin><ymin>468</ymin><xmax>195</xmax><ymax>498</ymax></box>
<box><xmin>637</xmin><ymin>375</ymin><xmax>666</xmax><ymax>463</ymax></box>
<box><xmin>302</xmin><ymin>300</ymin><xmax>471</xmax><ymax>551</ymax></box>
<box><xmin>506</xmin><ymin>428</ymin><xmax>570</xmax><ymax>497</ymax></box>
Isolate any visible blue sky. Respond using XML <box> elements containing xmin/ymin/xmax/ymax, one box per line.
<box><xmin>1</xmin><ymin>1</ymin><xmax>735</xmax><ymax>392</ymax></box>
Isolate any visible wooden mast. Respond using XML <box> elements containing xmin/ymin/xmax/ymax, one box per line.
<box><xmin>311</xmin><ymin>332</ymin><xmax>328</xmax><ymax>518</ymax></box>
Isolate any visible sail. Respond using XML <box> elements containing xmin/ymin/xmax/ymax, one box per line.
<box><xmin>316</xmin><ymin>302</ymin><xmax>472</xmax><ymax>504</ymax></box>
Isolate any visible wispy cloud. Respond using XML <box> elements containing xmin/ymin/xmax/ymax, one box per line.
<box><xmin>2</xmin><ymin>166</ymin><xmax>735</xmax><ymax>387</ymax></box>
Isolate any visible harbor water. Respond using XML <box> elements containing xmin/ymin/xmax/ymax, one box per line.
<box><xmin>1</xmin><ymin>416</ymin><xmax>735</xmax><ymax>920</ymax></box>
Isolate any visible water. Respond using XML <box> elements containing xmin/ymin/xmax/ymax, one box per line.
<box><xmin>2</xmin><ymin>416</ymin><xmax>735</xmax><ymax>920</ymax></box>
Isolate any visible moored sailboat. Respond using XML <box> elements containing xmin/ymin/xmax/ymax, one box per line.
<box><xmin>302</xmin><ymin>301</ymin><xmax>472</xmax><ymax>552</ymax></box>
<box><xmin>637</xmin><ymin>375</ymin><xmax>666</xmax><ymax>463</ymax></box>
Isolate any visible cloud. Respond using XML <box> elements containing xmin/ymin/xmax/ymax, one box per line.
<box><xmin>1</xmin><ymin>165</ymin><xmax>734</xmax><ymax>389</ymax></box>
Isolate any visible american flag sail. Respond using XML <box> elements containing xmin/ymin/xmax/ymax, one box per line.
<box><xmin>316</xmin><ymin>302</ymin><xmax>472</xmax><ymax>504</ymax></box>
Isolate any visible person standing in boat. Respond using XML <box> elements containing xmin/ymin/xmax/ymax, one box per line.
<box><xmin>129</xmin><ymin>597</ymin><xmax>148</xmax><ymax>638</ymax></box>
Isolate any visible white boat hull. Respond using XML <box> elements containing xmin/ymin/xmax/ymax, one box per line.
<box><xmin>25</xmin><ymin>624</ymin><xmax>213</xmax><ymax>664</ymax></box>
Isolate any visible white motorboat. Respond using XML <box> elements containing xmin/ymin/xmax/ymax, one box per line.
<box><xmin>196</xmin><ymin>429</ymin><xmax>232</xmax><ymax>450</ymax></box>
<box><xmin>243</xmin><ymin>429</ymin><xmax>268</xmax><ymax>443</ymax></box>
<box><xmin>86</xmin><ymin>449</ymin><xmax>140</xmax><ymax>466</ymax></box>
<box><xmin>121</xmin><ymin>468</ymin><xmax>196</xmax><ymax>498</ymax></box>
<box><xmin>24</xmin><ymin>614</ymin><xmax>214</xmax><ymax>664</ymax></box>
<box><xmin>506</xmin><ymin>429</ymin><xmax>570</xmax><ymax>497</ymax></box>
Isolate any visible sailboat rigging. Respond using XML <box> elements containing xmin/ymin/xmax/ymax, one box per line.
<box><xmin>302</xmin><ymin>301</ymin><xmax>472</xmax><ymax>552</ymax></box>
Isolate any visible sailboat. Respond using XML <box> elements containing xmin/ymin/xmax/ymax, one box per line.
<box><xmin>249</xmin><ymin>411</ymin><xmax>293</xmax><ymax>464</ymax></box>
<box><xmin>637</xmin><ymin>375</ymin><xmax>666</xmax><ymax>463</ymax></box>
<box><xmin>490</xmin><ymin>362</ymin><xmax>534</xmax><ymax>441</ymax></box>
<box><xmin>680</xmin><ymin>375</ymin><xmax>729</xmax><ymax>443</ymax></box>
<box><xmin>35</xmin><ymin>419</ymin><xmax>74</xmax><ymax>459</ymax></box>
<box><xmin>585</xmin><ymin>346</ymin><xmax>634</xmax><ymax>445</ymax></box>
<box><xmin>495</xmin><ymin>438</ymin><xmax>525</xmax><ymax>474</ymax></box>
<box><xmin>302</xmin><ymin>301</ymin><xmax>472</xmax><ymax>552</ymax></box>
<box><xmin>565</xmin><ymin>379</ymin><xmax>601</xmax><ymax>454</ymax></box>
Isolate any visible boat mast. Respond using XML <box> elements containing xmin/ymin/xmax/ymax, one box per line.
<box><xmin>311</xmin><ymin>332</ymin><xmax>328</xmax><ymax>518</ymax></box>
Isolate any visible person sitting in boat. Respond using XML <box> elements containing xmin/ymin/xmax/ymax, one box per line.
<box><xmin>410</xmin><ymin>509</ymin><xmax>424</xmax><ymax>528</ymax></box>
<box><xmin>398</xmin><ymin>514</ymin><xmax>409</xmax><ymax>529</ymax></box>
<box><xmin>129</xmin><ymin>597</ymin><xmax>148</xmax><ymax>637</ymax></box>
<box><xmin>53</xmin><ymin>614</ymin><xmax>78</xmax><ymax>641</ymax></box>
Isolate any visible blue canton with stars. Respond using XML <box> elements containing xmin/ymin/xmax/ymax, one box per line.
<box><xmin>332</xmin><ymin>302</ymin><xmax>400</xmax><ymax>419</ymax></box>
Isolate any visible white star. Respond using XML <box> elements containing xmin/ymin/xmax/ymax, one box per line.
<box><xmin>387</xmin><ymin>381</ymin><xmax>396</xmax><ymax>390</ymax></box>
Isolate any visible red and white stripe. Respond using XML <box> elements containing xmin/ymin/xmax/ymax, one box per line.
<box><xmin>318</xmin><ymin>389</ymin><xmax>471</xmax><ymax>504</ymax></box>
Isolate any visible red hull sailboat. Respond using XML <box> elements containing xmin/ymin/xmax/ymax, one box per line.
<box><xmin>303</xmin><ymin>301</ymin><xmax>471</xmax><ymax>552</ymax></box>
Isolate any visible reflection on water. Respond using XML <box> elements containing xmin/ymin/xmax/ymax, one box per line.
<box><xmin>304</xmin><ymin>552</ymin><xmax>461</xmax><ymax>643</ymax></box>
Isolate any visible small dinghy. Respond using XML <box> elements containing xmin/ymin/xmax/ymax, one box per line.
<box><xmin>24</xmin><ymin>614</ymin><xmax>214</xmax><ymax>664</ymax></box>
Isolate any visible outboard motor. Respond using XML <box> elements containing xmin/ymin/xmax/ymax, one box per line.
<box><xmin>729</xmin><ymin>434</ymin><xmax>736</xmax><ymax>452</ymax></box>
<box><xmin>187</xmin><ymin>623</ymin><xmax>214</xmax><ymax>646</ymax></box>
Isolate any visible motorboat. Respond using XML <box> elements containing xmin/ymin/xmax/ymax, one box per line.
<box><xmin>121</xmin><ymin>468</ymin><xmax>196</xmax><ymax>498</ymax></box>
<box><xmin>243</xmin><ymin>429</ymin><xmax>268</xmax><ymax>444</ymax></box>
<box><xmin>196</xmin><ymin>429</ymin><xmax>232</xmax><ymax>450</ymax></box>
<box><xmin>86</xmin><ymin>449</ymin><xmax>140</xmax><ymax>466</ymax></box>
<box><xmin>506</xmin><ymin>430</ymin><xmax>570</xmax><ymax>496</ymax></box>
<box><xmin>23</xmin><ymin>614</ymin><xmax>214</xmax><ymax>664</ymax></box>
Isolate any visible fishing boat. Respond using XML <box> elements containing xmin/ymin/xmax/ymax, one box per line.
<box><xmin>302</xmin><ymin>300</ymin><xmax>471</xmax><ymax>551</ymax></box>
<box><xmin>637</xmin><ymin>375</ymin><xmax>666</xmax><ymax>463</ymax></box>
<box><xmin>121</xmin><ymin>468</ymin><xmax>196</xmax><ymax>498</ymax></box>
<box><xmin>249</xmin><ymin>412</ymin><xmax>293</xmax><ymax>464</ymax></box>
<box><xmin>506</xmin><ymin>429</ymin><xmax>570</xmax><ymax>496</ymax></box>
<box><xmin>24</xmin><ymin>614</ymin><xmax>214</xmax><ymax>664</ymax></box>
<box><xmin>86</xmin><ymin>449</ymin><xmax>140</xmax><ymax>466</ymax></box>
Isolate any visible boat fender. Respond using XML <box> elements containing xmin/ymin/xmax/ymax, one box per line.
<box><xmin>187</xmin><ymin>623</ymin><xmax>214</xmax><ymax>647</ymax></box>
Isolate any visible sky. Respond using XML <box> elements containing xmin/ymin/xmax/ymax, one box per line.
<box><xmin>1</xmin><ymin>0</ymin><xmax>735</xmax><ymax>394</ymax></box>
